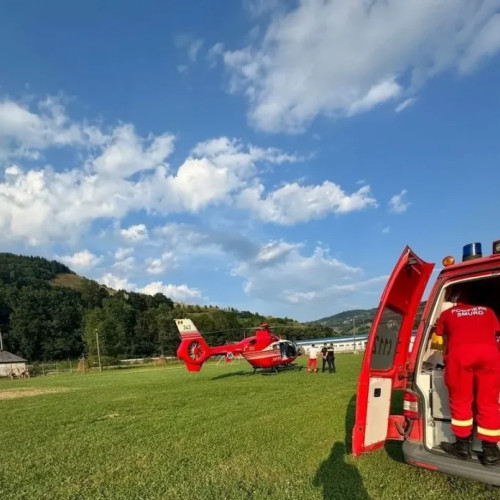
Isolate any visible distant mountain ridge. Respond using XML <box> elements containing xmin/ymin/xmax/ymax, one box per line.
<box><xmin>310</xmin><ymin>302</ymin><xmax>427</xmax><ymax>335</ymax></box>
<box><xmin>308</xmin><ymin>308</ymin><xmax>376</xmax><ymax>336</ymax></box>
<box><xmin>312</xmin><ymin>308</ymin><xmax>378</xmax><ymax>327</ymax></box>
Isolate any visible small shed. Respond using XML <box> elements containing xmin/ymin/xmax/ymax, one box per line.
<box><xmin>0</xmin><ymin>350</ymin><xmax>27</xmax><ymax>377</ymax></box>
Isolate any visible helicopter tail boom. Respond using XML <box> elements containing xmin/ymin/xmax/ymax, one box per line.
<box><xmin>175</xmin><ymin>319</ymin><xmax>212</xmax><ymax>371</ymax></box>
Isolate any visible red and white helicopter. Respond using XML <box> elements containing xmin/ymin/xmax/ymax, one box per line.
<box><xmin>175</xmin><ymin>318</ymin><xmax>301</xmax><ymax>373</ymax></box>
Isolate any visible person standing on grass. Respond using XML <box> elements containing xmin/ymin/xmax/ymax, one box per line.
<box><xmin>308</xmin><ymin>344</ymin><xmax>320</xmax><ymax>373</ymax></box>
<box><xmin>326</xmin><ymin>343</ymin><xmax>336</xmax><ymax>373</ymax></box>
<box><xmin>321</xmin><ymin>344</ymin><xmax>328</xmax><ymax>372</ymax></box>
<box><xmin>435</xmin><ymin>288</ymin><xmax>500</xmax><ymax>466</ymax></box>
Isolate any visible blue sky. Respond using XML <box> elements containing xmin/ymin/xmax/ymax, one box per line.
<box><xmin>1</xmin><ymin>0</ymin><xmax>500</xmax><ymax>320</ymax></box>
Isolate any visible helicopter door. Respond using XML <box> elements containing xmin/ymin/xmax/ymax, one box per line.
<box><xmin>279</xmin><ymin>342</ymin><xmax>290</xmax><ymax>358</ymax></box>
<box><xmin>352</xmin><ymin>246</ymin><xmax>434</xmax><ymax>456</ymax></box>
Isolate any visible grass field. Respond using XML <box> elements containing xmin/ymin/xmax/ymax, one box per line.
<box><xmin>1</xmin><ymin>354</ymin><xmax>500</xmax><ymax>500</ymax></box>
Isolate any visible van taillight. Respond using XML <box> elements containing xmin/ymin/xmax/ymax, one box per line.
<box><xmin>403</xmin><ymin>392</ymin><xmax>419</xmax><ymax>419</ymax></box>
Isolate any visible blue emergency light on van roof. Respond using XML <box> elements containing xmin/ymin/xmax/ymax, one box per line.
<box><xmin>462</xmin><ymin>242</ymin><xmax>482</xmax><ymax>262</ymax></box>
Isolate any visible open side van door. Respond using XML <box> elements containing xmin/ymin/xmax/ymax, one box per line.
<box><xmin>352</xmin><ymin>246</ymin><xmax>434</xmax><ymax>456</ymax></box>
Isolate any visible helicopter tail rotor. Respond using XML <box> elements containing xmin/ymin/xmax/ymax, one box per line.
<box><xmin>175</xmin><ymin>319</ymin><xmax>211</xmax><ymax>372</ymax></box>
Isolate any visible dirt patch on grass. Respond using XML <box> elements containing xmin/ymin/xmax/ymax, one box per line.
<box><xmin>0</xmin><ymin>387</ymin><xmax>70</xmax><ymax>400</ymax></box>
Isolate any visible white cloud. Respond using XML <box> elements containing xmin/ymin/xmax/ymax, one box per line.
<box><xmin>137</xmin><ymin>282</ymin><xmax>202</xmax><ymax>303</ymax></box>
<box><xmin>254</xmin><ymin>240</ymin><xmax>299</xmax><ymax>266</ymax></box>
<box><xmin>223</xmin><ymin>0</ymin><xmax>500</xmax><ymax>132</ymax></box>
<box><xmin>0</xmin><ymin>97</ymin><xmax>373</xmax><ymax>246</ymax></box>
<box><xmin>112</xmin><ymin>256</ymin><xmax>135</xmax><ymax>273</ymax></box>
<box><xmin>91</xmin><ymin>124</ymin><xmax>174</xmax><ymax>178</ymax></box>
<box><xmin>153</xmin><ymin>223</ymin><xmax>387</xmax><ymax>317</ymax></box>
<box><xmin>348</xmin><ymin>79</ymin><xmax>402</xmax><ymax>116</ymax></box>
<box><xmin>234</xmin><ymin>245</ymin><xmax>360</xmax><ymax>300</ymax></box>
<box><xmin>191</xmin><ymin>136</ymin><xmax>300</xmax><ymax>164</ymax></box>
<box><xmin>99</xmin><ymin>272</ymin><xmax>201</xmax><ymax>303</ymax></box>
<box><xmin>114</xmin><ymin>247</ymin><xmax>134</xmax><ymax>260</ymax></box>
<box><xmin>382</xmin><ymin>227</ymin><xmax>390</xmax><ymax>234</ymax></box>
<box><xmin>175</xmin><ymin>34</ymin><xmax>204</xmax><ymax>63</ymax></box>
<box><xmin>284</xmin><ymin>276</ymin><xmax>389</xmax><ymax>304</ymax></box>
<box><xmin>0</xmin><ymin>97</ymin><xmax>173</xmax><ymax>246</ymax></box>
<box><xmin>238</xmin><ymin>182</ymin><xmax>377</xmax><ymax>224</ymax></box>
<box><xmin>59</xmin><ymin>250</ymin><xmax>103</xmax><ymax>270</ymax></box>
<box><xmin>231</xmin><ymin>241</ymin><xmax>389</xmax><ymax>318</ymax></box>
<box><xmin>137</xmin><ymin>136</ymin><xmax>301</xmax><ymax>214</ymax></box>
<box><xmin>459</xmin><ymin>14</ymin><xmax>500</xmax><ymax>74</ymax></box>
<box><xmin>243</xmin><ymin>0</ymin><xmax>281</xmax><ymax>17</ymax></box>
<box><xmin>154</xmin><ymin>223</ymin><xmax>208</xmax><ymax>251</ymax></box>
<box><xmin>188</xmin><ymin>38</ymin><xmax>204</xmax><ymax>62</ymax></box>
<box><xmin>389</xmin><ymin>190</ymin><xmax>410</xmax><ymax>214</ymax></box>
<box><xmin>395</xmin><ymin>97</ymin><xmax>416</xmax><ymax>113</ymax></box>
<box><xmin>154</xmin><ymin>223</ymin><xmax>258</xmax><ymax>261</ymax></box>
<box><xmin>100</xmin><ymin>273</ymin><xmax>136</xmax><ymax>291</ymax></box>
<box><xmin>207</xmin><ymin>43</ymin><xmax>225</xmax><ymax>67</ymax></box>
<box><xmin>113</xmin><ymin>222</ymin><xmax>388</xmax><ymax>317</ymax></box>
<box><xmin>145</xmin><ymin>252</ymin><xmax>178</xmax><ymax>274</ymax></box>
<box><xmin>0</xmin><ymin>96</ymin><xmax>104</xmax><ymax>161</ymax></box>
<box><xmin>145</xmin><ymin>258</ymin><xmax>164</xmax><ymax>275</ymax></box>
<box><xmin>120</xmin><ymin>224</ymin><xmax>149</xmax><ymax>242</ymax></box>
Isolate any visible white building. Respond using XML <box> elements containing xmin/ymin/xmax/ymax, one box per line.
<box><xmin>0</xmin><ymin>350</ymin><xmax>27</xmax><ymax>377</ymax></box>
<box><xmin>296</xmin><ymin>331</ymin><xmax>417</xmax><ymax>354</ymax></box>
<box><xmin>296</xmin><ymin>335</ymin><xmax>369</xmax><ymax>353</ymax></box>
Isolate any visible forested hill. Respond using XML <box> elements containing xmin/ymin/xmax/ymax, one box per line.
<box><xmin>311</xmin><ymin>308</ymin><xmax>378</xmax><ymax>331</ymax></box>
<box><xmin>0</xmin><ymin>253</ymin><xmax>339</xmax><ymax>363</ymax></box>
<box><xmin>311</xmin><ymin>302</ymin><xmax>427</xmax><ymax>335</ymax></box>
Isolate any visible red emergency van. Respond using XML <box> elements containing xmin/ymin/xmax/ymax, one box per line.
<box><xmin>353</xmin><ymin>240</ymin><xmax>500</xmax><ymax>485</ymax></box>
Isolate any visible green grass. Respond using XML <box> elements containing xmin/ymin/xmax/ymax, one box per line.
<box><xmin>51</xmin><ymin>273</ymin><xmax>89</xmax><ymax>290</ymax></box>
<box><xmin>1</xmin><ymin>355</ymin><xmax>499</xmax><ymax>500</ymax></box>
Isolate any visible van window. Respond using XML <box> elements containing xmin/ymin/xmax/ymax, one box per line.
<box><xmin>370</xmin><ymin>307</ymin><xmax>403</xmax><ymax>370</ymax></box>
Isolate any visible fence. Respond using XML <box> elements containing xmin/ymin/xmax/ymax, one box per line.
<box><xmin>26</xmin><ymin>356</ymin><xmax>182</xmax><ymax>377</ymax></box>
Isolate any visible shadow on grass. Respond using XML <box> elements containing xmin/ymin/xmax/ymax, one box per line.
<box><xmin>385</xmin><ymin>441</ymin><xmax>405</xmax><ymax>464</ymax></box>
<box><xmin>211</xmin><ymin>364</ymin><xmax>302</xmax><ymax>380</ymax></box>
<box><xmin>385</xmin><ymin>390</ymin><xmax>405</xmax><ymax>463</ymax></box>
<box><xmin>313</xmin><ymin>395</ymin><xmax>370</xmax><ymax>499</ymax></box>
<box><xmin>211</xmin><ymin>371</ymin><xmax>251</xmax><ymax>380</ymax></box>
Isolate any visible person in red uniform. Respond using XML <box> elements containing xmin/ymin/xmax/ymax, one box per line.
<box><xmin>435</xmin><ymin>288</ymin><xmax>500</xmax><ymax>465</ymax></box>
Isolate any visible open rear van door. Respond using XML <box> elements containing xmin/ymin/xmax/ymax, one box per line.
<box><xmin>352</xmin><ymin>246</ymin><xmax>434</xmax><ymax>456</ymax></box>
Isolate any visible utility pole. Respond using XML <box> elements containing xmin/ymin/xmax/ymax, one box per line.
<box><xmin>352</xmin><ymin>318</ymin><xmax>356</xmax><ymax>353</ymax></box>
<box><xmin>0</xmin><ymin>327</ymin><xmax>3</xmax><ymax>351</ymax></box>
<box><xmin>95</xmin><ymin>328</ymin><xmax>102</xmax><ymax>372</ymax></box>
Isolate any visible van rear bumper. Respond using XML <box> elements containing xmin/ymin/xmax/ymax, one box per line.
<box><xmin>403</xmin><ymin>441</ymin><xmax>500</xmax><ymax>486</ymax></box>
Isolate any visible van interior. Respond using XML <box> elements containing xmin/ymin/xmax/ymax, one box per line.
<box><xmin>415</xmin><ymin>275</ymin><xmax>500</xmax><ymax>459</ymax></box>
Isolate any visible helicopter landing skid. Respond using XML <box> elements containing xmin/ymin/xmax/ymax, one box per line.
<box><xmin>252</xmin><ymin>363</ymin><xmax>302</xmax><ymax>375</ymax></box>
<box><xmin>253</xmin><ymin>366</ymin><xmax>279</xmax><ymax>375</ymax></box>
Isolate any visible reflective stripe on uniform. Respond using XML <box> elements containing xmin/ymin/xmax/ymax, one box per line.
<box><xmin>477</xmin><ymin>426</ymin><xmax>500</xmax><ymax>437</ymax></box>
<box><xmin>451</xmin><ymin>418</ymin><xmax>473</xmax><ymax>427</ymax></box>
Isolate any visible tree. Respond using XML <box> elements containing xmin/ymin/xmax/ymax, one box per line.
<box><xmin>8</xmin><ymin>286</ymin><xmax>83</xmax><ymax>360</ymax></box>
<box><xmin>82</xmin><ymin>307</ymin><xmax>105</xmax><ymax>359</ymax></box>
<box><xmin>79</xmin><ymin>280</ymin><xmax>108</xmax><ymax>309</ymax></box>
<box><xmin>0</xmin><ymin>252</ymin><xmax>325</xmax><ymax>361</ymax></box>
<box><xmin>155</xmin><ymin>305</ymin><xmax>177</xmax><ymax>355</ymax></box>
<box><xmin>83</xmin><ymin>297</ymin><xmax>135</xmax><ymax>362</ymax></box>
<box><xmin>132</xmin><ymin>309</ymin><xmax>157</xmax><ymax>356</ymax></box>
